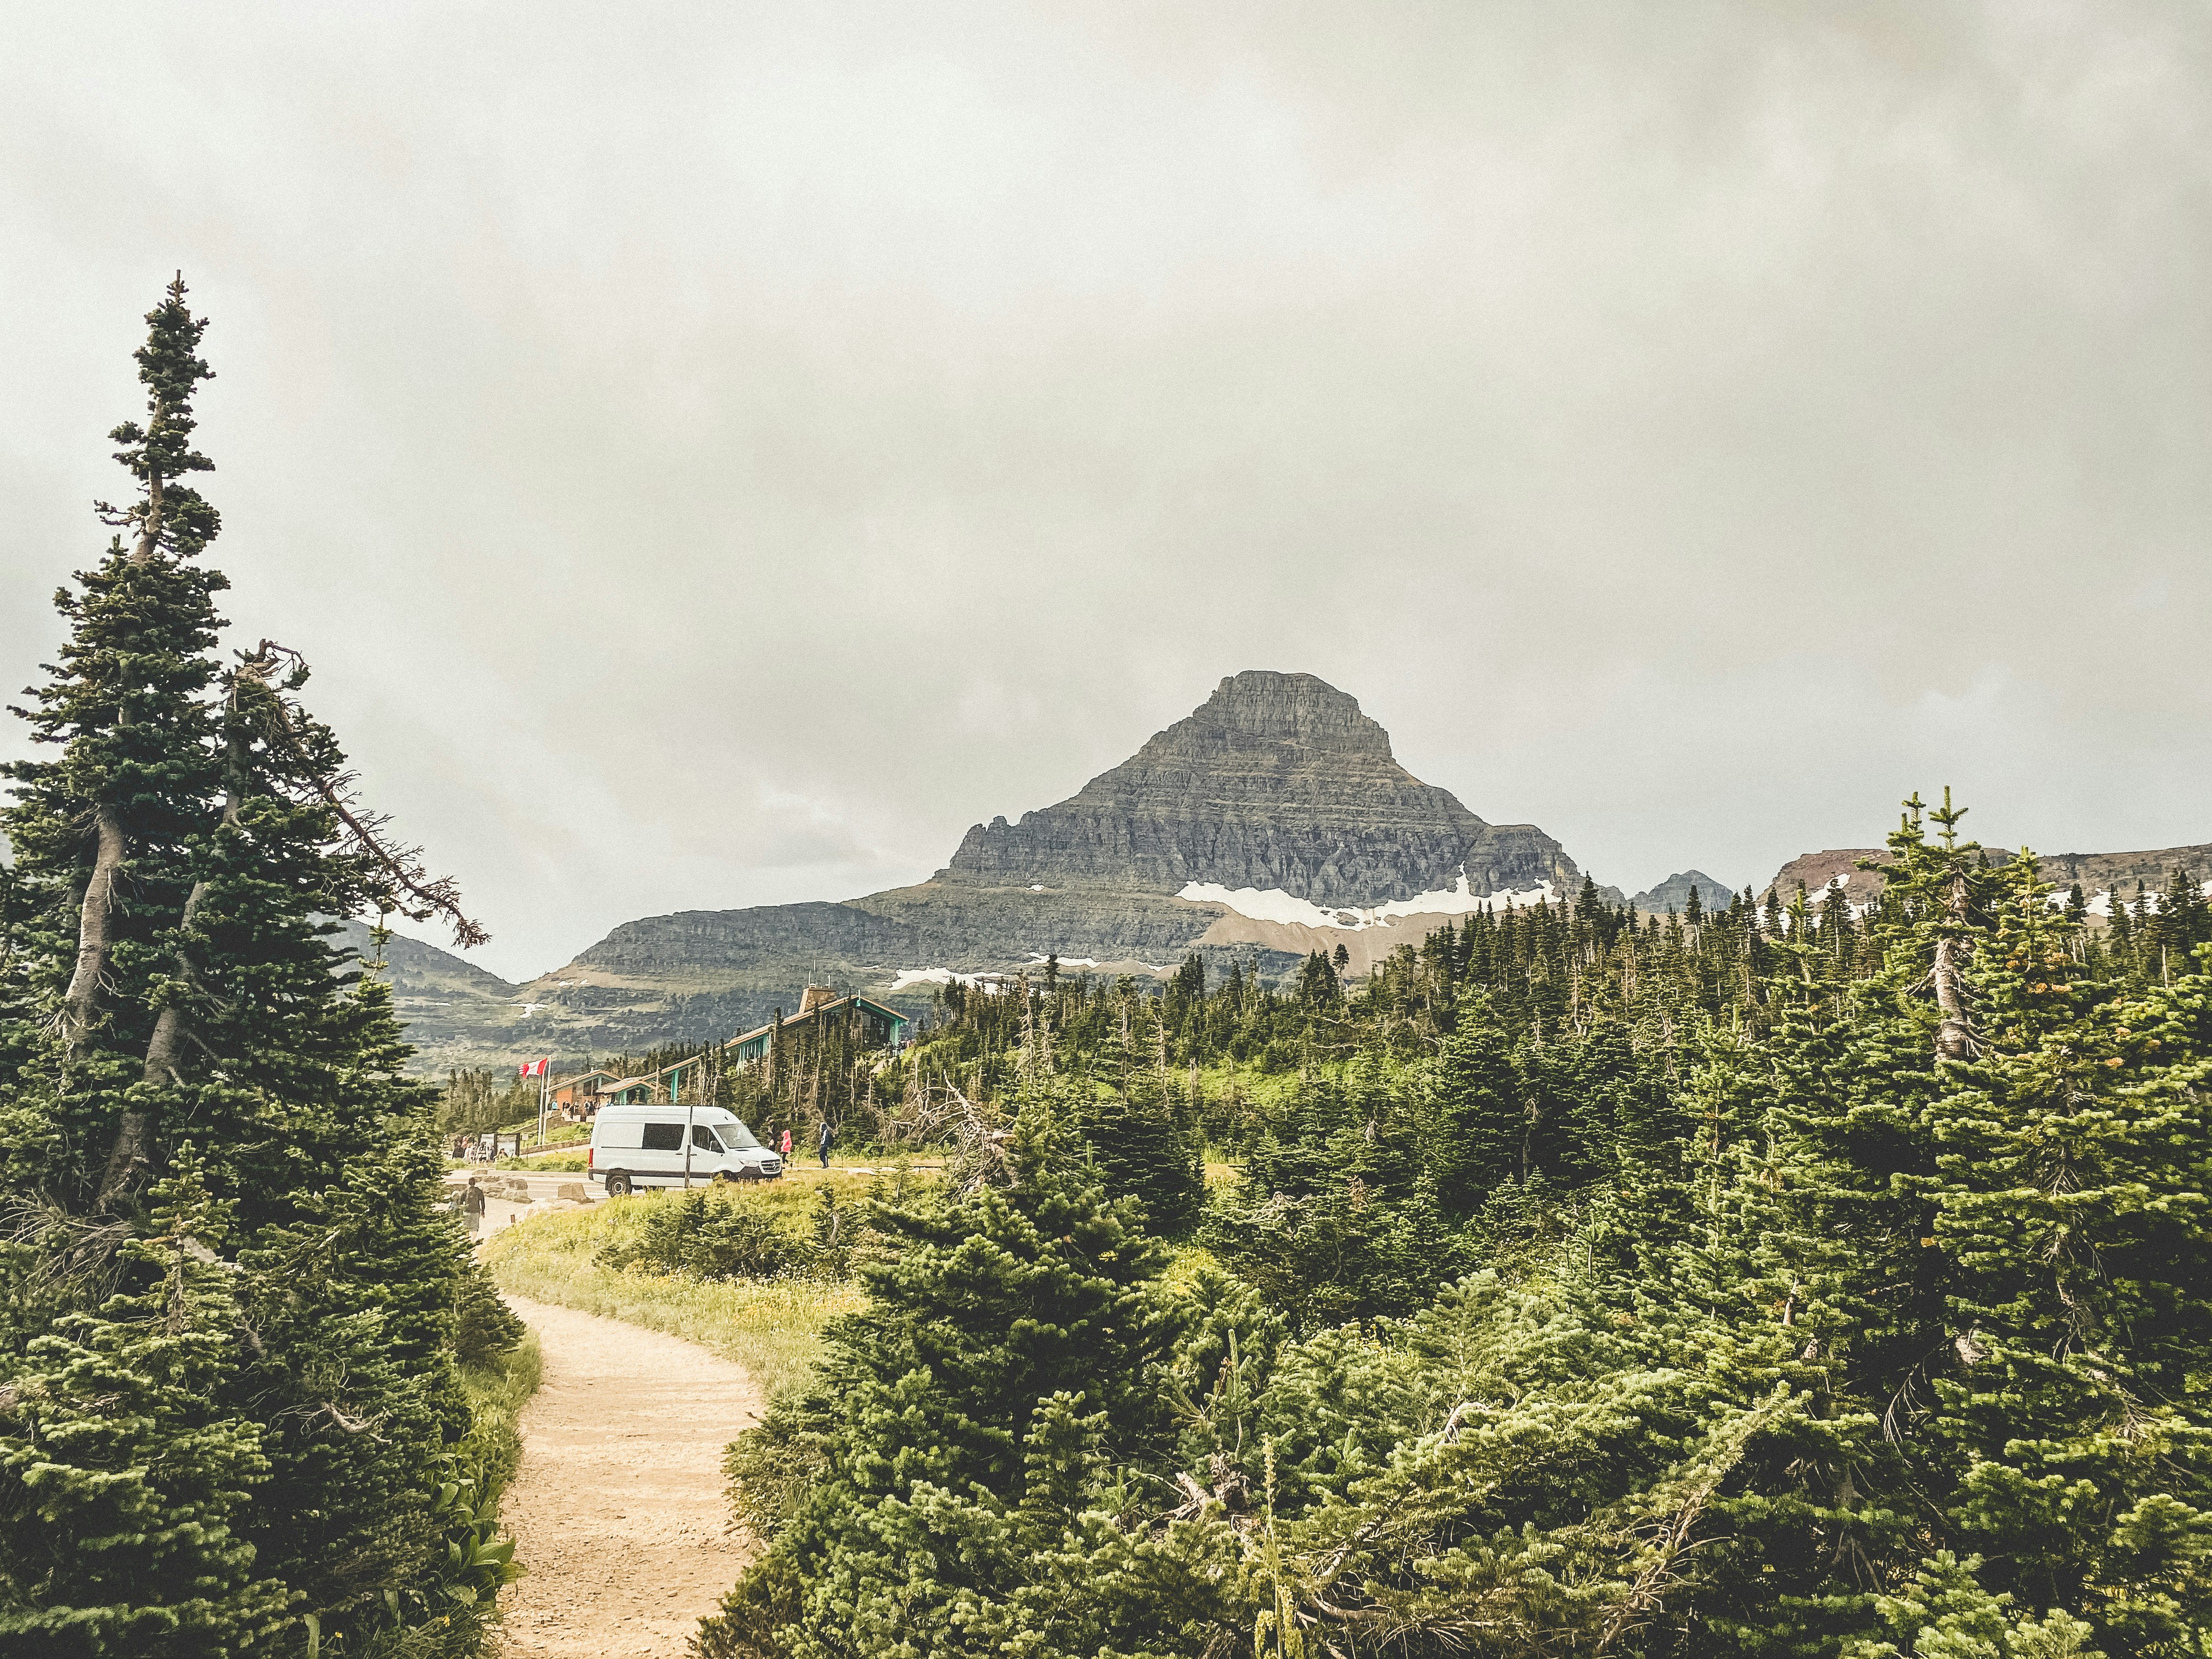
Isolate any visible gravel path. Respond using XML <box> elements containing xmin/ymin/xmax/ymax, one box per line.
<box><xmin>496</xmin><ymin>1294</ymin><xmax>762</xmax><ymax>1657</ymax></box>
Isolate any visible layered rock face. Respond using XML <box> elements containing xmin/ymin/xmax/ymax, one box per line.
<box><xmin>576</xmin><ymin>902</ymin><xmax>917</xmax><ymax>975</ymax></box>
<box><xmin>2035</xmin><ymin>842</ymin><xmax>2212</xmax><ymax>896</ymax></box>
<box><xmin>945</xmin><ymin>670</ymin><xmax>1580</xmax><ymax>903</ymax></box>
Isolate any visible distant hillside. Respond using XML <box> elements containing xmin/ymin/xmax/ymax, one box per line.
<box><xmin>335</xmin><ymin>904</ymin><xmax>942</xmax><ymax>1074</ymax></box>
<box><xmin>334</xmin><ymin>919</ymin><xmax>520</xmax><ymax>1074</ymax></box>
<box><xmin>333</xmin><ymin>919</ymin><xmax>515</xmax><ymax>998</ymax></box>
<box><xmin>1757</xmin><ymin>849</ymin><xmax>1892</xmax><ymax>906</ymax></box>
<box><xmin>1753</xmin><ymin>842</ymin><xmax>2212</xmax><ymax>909</ymax></box>
<box><xmin>2038</xmin><ymin>842</ymin><xmax>2212</xmax><ymax>896</ymax></box>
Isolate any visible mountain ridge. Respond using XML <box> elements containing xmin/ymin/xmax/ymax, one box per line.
<box><xmin>375</xmin><ymin>670</ymin><xmax>1611</xmax><ymax>1067</ymax></box>
<box><xmin>1752</xmin><ymin>843</ymin><xmax>2212</xmax><ymax>908</ymax></box>
<box><xmin>357</xmin><ymin>673</ymin><xmax>2212</xmax><ymax>1071</ymax></box>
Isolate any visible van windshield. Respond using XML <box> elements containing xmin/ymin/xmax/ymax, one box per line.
<box><xmin>716</xmin><ymin>1121</ymin><xmax>761</xmax><ymax>1150</ymax></box>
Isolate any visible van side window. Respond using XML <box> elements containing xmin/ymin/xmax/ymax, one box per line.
<box><xmin>641</xmin><ymin>1123</ymin><xmax>684</xmax><ymax>1152</ymax></box>
<box><xmin>692</xmin><ymin>1125</ymin><xmax>721</xmax><ymax>1151</ymax></box>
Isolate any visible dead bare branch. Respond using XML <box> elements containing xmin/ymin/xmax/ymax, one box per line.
<box><xmin>235</xmin><ymin>641</ymin><xmax>488</xmax><ymax>948</ymax></box>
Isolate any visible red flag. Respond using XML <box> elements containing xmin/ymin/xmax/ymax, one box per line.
<box><xmin>518</xmin><ymin>1058</ymin><xmax>548</xmax><ymax>1078</ymax></box>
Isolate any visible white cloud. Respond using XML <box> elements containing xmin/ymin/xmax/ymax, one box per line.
<box><xmin>3</xmin><ymin>2</ymin><xmax>2209</xmax><ymax>975</ymax></box>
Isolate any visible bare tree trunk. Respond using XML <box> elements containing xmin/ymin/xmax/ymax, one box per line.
<box><xmin>1934</xmin><ymin>871</ymin><xmax>1974</xmax><ymax>1062</ymax></box>
<box><xmin>129</xmin><ymin>469</ymin><xmax>165</xmax><ymax>566</ymax></box>
<box><xmin>61</xmin><ymin>806</ymin><xmax>127</xmax><ymax>1057</ymax></box>
<box><xmin>104</xmin><ymin>682</ymin><xmax>241</xmax><ymax>1212</ymax></box>
<box><xmin>94</xmin><ymin>1109</ymin><xmax>155</xmax><ymax>1214</ymax></box>
<box><xmin>137</xmin><ymin>847</ymin><xmax>217</xmax><ymax>1092</ymax></box>
<box><xmin>136</xmin><ymin>926</ymin><xmax>199</xmax><ymax>1087</ymax></box>
<box><xmin>67</xmin><ymin>466</ymin><xmax>166</xmax><ymax>1088</ymax></box>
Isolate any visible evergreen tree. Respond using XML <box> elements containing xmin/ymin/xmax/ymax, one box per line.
<box><xmin>733</xmin><ymin>782</ymin><xmax>2212</xmax><ymax>1655</ymax></box>
<box><xmin>1910</xmin><ymin>853</ymin><xmax>2212</xmax><ymax>1648</ymax></box>
<box><xmin>1077</xmin><ymin>1064</ymin><xmax>1204</xmax><ymax>1237</ymax></box>
<box><xmin>1</xmin><ymin>276</ymin><xmax>227</xmax><ymax>1209</ymax></box>
<box><xmin>0</xmin><ymin>1153</ymin><xmax>292</xmax><ymax>1656</ymax></box>
<box><xmin>230</xmin><ymin>1113</ymin><xmax>479</xmax><ymax>1637</ymax></box>
<box><xmin>702</xmin><ymin>1081</ymin><xmax>1198</xmax><ymax>1656</ymax></box>
<box><xmin>1426</xmin><ymin>1011</ymin><xmax>1521</xmax><ymax>1214</ymax></box>
<box><xmin>1293</xmin><ymin>949</ymin><xmax>1341</xmax><ymax>1007</ymax></box>
<box><xmin>1203</xmin><ymin>1059</ymin><xmax>1458</xmax><ymax>1328</ymax></box>
<box><xmin>0</xmin><ymin>279</ymin><xmax>499</xmax><ymax>1656</ymax></box>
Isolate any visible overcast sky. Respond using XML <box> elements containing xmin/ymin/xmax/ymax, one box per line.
<box><xmin>4</xmin><ymin>2</ymin><xmax>2209</xmax><ymax>980</ymax></box>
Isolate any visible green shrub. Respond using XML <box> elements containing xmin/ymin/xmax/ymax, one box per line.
<box><xmin>452</xmin><ymin>1247</ymin><xmax>525</xmax><ymax>1365</ymax></box>
<box><xmin>596</xmin><ymin>1188</ymin><xmax>809</xmax><ymax>1282</ymax></box>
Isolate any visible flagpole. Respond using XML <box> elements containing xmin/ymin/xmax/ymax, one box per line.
<box><xmin>682</xmin><ymin>1059</ymin><xmax>696</xmax><ymax>1191</ymax></box>
<box><xmin>538</xmin><ymin>1059</ymin><xmax>550</xmax><ymax>1150</ymax></box>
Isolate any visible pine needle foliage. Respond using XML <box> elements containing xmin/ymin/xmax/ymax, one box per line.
<box><xmin>0</xmin><ymin>280</ymin><xmax>511</xmax><ymax>1657</ymax></box>
<box><xmin>740</xmin><ymin>793</ymin><xmax>2212</xmax><ymax>1656</ymax></box>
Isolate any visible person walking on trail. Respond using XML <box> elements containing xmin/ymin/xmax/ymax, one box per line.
<box><xmin>462</xmin><ymin>1177</ymin><xmax>487</xmax><ymax>1236</ymax></box>
<box><xmin>817</xmin><ymin>1119</ymin><xmax>832</xmax><ymax>1169</ymax></box>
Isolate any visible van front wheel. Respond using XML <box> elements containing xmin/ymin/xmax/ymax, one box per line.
<box><xmin>606</xmin><ymin>1172</ymin><xmax>634</xmax><ymax>1198</ymax></box>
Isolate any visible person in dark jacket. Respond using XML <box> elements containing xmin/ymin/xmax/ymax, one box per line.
<box><xmin>462</xmin><ymin>1177</ymin><xmax>488</xmax><ymax>1235</ymax></box>
<box><xmin>817</xmin><ymin>1119</ymin><xmax>832</xmax><ymax>1169</ymax></box>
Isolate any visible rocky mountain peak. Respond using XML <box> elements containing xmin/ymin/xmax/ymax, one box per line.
<box><xmin>1627</xmin><ymin>871</ymin><xmax>1738</xmax><ymax>915</ymax></box>
<box><xmin>1131</xmin><ymin>670</ymin><xmax>1403</xmax><ymax>771</ymax></box>
<box><xmin>943</xmin><ymin>670</ymin><xmax>1581</xmax><ymax>905</ymax></box>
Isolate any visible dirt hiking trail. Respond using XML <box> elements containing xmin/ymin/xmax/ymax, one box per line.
<box><xmin>497</xmin><ymin>1294</ymin><xmax>762</xmax><ymax>1657</ymax></box>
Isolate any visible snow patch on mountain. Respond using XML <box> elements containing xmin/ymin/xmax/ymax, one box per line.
<box><xmin>1177</xmin><ymin>872</ymin><xmax>1560</xmax><ymax>932</ymax></box>
<box><xmin>1803</xmin><ymin>874</ymin><xmax>1867</xmax><ymax>916</ymax></box>
<box><xmin>2068</xmin><ymin>879</ymin><xmax>2210</xmax><ymax>918</ymax></box>
<box><xmin>1780</xmin><ymin>877</ymin><xmax>2212</xmax><ymax>930</ymax></box>
<box><xmin>890</xmin><ymin>967</ymin><xmax>1012</xmax><ymax>993</ymax></box>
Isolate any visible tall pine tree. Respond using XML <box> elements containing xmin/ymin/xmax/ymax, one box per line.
<box><xmin>704</xmin><ymin>1080</ymin><xmax>1195</xmax><ymax>1656</ymax></box>
<box><xmin>1</xmin><ymin>275</ymin><xmax>226</xmax><ymax>1207</ymax></box>
<box><xmin>1</xmin><ymin>279</ymin><xmax>505</xmax><ymax>1656</ymax></box>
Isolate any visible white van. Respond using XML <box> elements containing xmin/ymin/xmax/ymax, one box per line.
<box><xmin>589</xmin><ymin>1105</ymin><xmax>782</xmax><ymax>1196</ymax></box>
